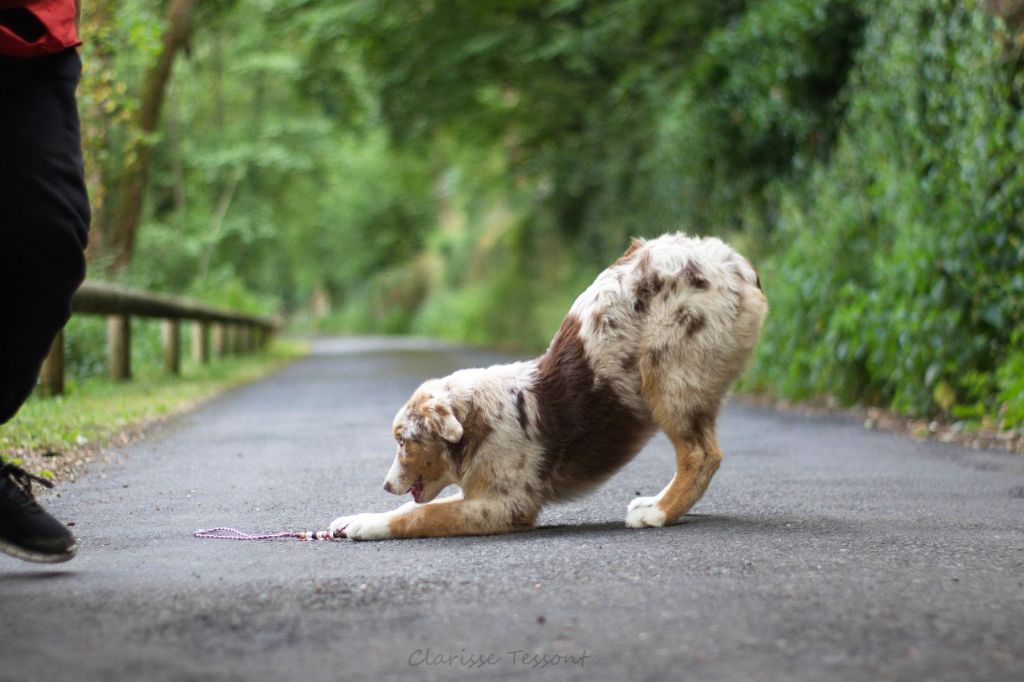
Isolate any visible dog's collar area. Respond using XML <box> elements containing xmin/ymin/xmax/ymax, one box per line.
<box><xmin>447</xmin><ymin>436</ymin><xmax>468</xmax><ymax>477</ymax></box>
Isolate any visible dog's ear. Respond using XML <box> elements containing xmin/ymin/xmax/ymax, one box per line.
<box><xmin>424</xmin><ymin>397</ymin><xmax>463</xmax><ymax>443</ymax></box>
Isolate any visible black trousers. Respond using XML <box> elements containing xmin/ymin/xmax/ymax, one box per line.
<box><xmin>0</xmin><ymin>50</ymin><xmax>90</xmax><ymax>425</ymax></box>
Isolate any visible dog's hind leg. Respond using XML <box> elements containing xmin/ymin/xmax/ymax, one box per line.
<box><xmin>627</xmin><ymin>346</ymin><xmax>725</xmax><ymax>528</ymax></box>
<box><xmin>625</xmin><ymin>420</ymin><xmax>723</xmax><ymax>528</ymax></box>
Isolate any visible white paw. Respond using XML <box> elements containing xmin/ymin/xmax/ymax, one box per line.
<box><xmin>329</xmin><ymin>514</ymin><xmax>358</xmax><ymax>534</ymax></box>
<box><xmin>626</xmin><ymin>504</ymin><xmax>667</xmax><ymax>528</ymax></box>
<box><xmin>330</xmin><ymin>512</ymin><xmax>393</xmax><ymax>540</ymax></box>
<box><xmin>627</xmin><ymin>495</ymin><xmax>659</xmax><ymax>512</ymax></box>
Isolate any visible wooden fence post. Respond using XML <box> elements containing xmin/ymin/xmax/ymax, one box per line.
<box><xmin>108</xmin><ymin>315</ymin><xmax>131</xmax><ymax>381</ymax></box>
<box><xmin>212</xmin><ymin>323</ymin><xmax>226</xmax><ymax>358</ymax></box>
<box><xmin>191</xmin><ymin>321</ymin><xmax>209</xmax><ymax>364</ymax></box>
<box><xmin>38</xmin><ymin>330</ymin><xmax>65</xmax><ymax>396</ymax></box>
<box><xmin>64</xmin><ymin>282</ymin><xmax>275</xmax><ymax>380</ymax></box>
<box><xmin>162</xmin><ymin>319</ymin><xmax>181</xmax><ymax>375</ymax></box>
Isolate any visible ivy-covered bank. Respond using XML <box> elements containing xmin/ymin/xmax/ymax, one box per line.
<box><xmin>745</xmin><ymin>1</ymin><xmax>1024</xmax><ymax>429</ymax></box>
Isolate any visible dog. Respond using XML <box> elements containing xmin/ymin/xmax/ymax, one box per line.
<box><xmin>330</xmin><ymin>233</ymin><xmax>767</xmax><ymax>540</ymax></box>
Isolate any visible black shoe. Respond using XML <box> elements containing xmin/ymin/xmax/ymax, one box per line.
<box><xmin>0</xmin><ymin>462</ymin><xmax>76</xmax><ymax>563</ymax></box>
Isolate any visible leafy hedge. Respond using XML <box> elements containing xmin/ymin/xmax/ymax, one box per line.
<box><xmin>746</xmin><ymin>0</ymin><xmax>1024</xmax><ymax>427</ymax></box>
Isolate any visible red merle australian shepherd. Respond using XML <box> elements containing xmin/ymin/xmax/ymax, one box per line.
<box><xmin>330</xmin><ymin>233</ymin><xmax>767</xmax><ymax>540</ymax></box>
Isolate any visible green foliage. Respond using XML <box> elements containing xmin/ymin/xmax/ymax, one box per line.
<box><xmin>657</xmin><ymin>0</ymin><xmax>865</xmax><ymax>235</ymax></box>
<box><xmin>3</xmin><ymin>341</ymin><xmax>306</xmax><ymax>457</ymax></box>
<box><xmin>411</xmin><ymin>225</ymin><xmax>593</xmax><ymax>350</ymax></box>
<box><xmin>282</xmin><ymin>0</ymin><xmax>868</xmax><ymax>348</ymax></box>
<box><xmin>65</xmin><ymin>317</ymin><xmax>189</xmax><ymax>382</ymax></box>
<box><xmin>65</xmin><ymin>0</ymin><xmax>1024</xmax><ymax>434</ymax></box>
<box><xmin>746</xmin><ymin>0</ymin><xmax>1024</xmax><ymax>422</ymax></box>
<box><xmin>996</xmin><ymin>331</ymin><xmax>1024</xmax><ymax>427</ymax></box>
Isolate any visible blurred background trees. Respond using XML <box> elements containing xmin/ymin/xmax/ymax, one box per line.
<box><xmin>72</xmin><ymin>0</ymin><xmax>1024</xmax><ymax>428</ymax></box>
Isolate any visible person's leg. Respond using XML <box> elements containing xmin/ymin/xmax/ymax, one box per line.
<box><xmin>0</xmin><ymin>49</ymin><xmax>90</xmax><ymax>563</ymax></box>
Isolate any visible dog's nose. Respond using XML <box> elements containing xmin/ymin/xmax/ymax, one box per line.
<box><xmin>383</xmin><ymin>481</ymin><xmax>393</xmax><ymax>493</ymax></box>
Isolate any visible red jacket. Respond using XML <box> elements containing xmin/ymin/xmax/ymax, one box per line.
<box><xmin>0</xmin><ymin>0</ymin><xmax>80</xmax><ymax>57</ymax></box>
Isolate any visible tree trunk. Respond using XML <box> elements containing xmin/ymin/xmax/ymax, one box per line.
<box><xmin>106</xmin><ymin>0</ymin><xmax>198</xmax><ymax>274</ymax></box>
<box><xmin>79</xmin><ymin>0</ymin><xmax>117</xmax><ymax>264</ymax></box>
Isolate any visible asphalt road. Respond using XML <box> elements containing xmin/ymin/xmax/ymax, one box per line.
<box><xmin>2</xmin><ymin>338</ymin><xmax>1023</xmax><ymax>682</ymax></box>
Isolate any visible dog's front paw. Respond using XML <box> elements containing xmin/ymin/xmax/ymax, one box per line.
<box><xmin>626</xmin><ymin>502</ymin><xmax>667</xmax><ymax>528</ymax></box>
<box><xmin>334</xmin><ymin>512</ymin><xmax>393</xmax><ymax>541</ymax></box>
<box><xmin>329</xmin><ymin>514</ymin><xmax>358</xmax><ymax>535</ymax></box>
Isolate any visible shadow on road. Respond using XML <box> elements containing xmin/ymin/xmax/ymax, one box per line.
<box><xmin>506</xmin><ymin>512</ymin><xmax>855</xmax><ymax>542</ymax></box>
<box><xmin>0</xmin><ymin>569</ymin><xmax>77</xmax><ymax>582</ymax></box>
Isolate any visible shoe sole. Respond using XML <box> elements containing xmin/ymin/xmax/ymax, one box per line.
<box><xmin>0</xmin><ymin>536</ymin><xmax>77</xmax><ymax>564</ymax></box>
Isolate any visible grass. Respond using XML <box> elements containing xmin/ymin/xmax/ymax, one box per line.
<box><xmin>1</xmin><ymin>339</ymin><xmax>308</xmax><ymax>475</ymax></box>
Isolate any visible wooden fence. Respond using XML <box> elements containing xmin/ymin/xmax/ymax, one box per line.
<box><xmin>38</xmin><ymin>281</ymin><xmax>278</xmax><ymax>396</ymax></box>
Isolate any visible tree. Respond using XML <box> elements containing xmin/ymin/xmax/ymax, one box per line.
<box><xmin>103</xmin><ymin>0</ymin><xmax>198</xmax><ymax>274</ymax></box>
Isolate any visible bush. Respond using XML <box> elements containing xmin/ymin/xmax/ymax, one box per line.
<box><xmin>746</xmin><ymin>0</ymin><xmax>1024</xmax><ymax>424</ymax></box>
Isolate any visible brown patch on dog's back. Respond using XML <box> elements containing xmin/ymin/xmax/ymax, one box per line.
<box><xmin>515</xmin><ymin>390</ymin><xmax>530</xmax><ymax>434</ymax></box>
<box><xmin>632</xmin><ymin>270</ymin><xmax>664</xmax><ymax>315</ymax></box>
<box><xmin>681</xmin><ymin>260</ymin><xmax>709</xmax><ymax>290</ymax></box>
<box><xmin>614</xmin><ymin>238</ymin><xmax>645</xmax><ymax>266</ymax></box>
<box><xmin>531</xmin><ymin>315</ymin><xmax>654</xmax><ymax>499</ymax></box>
<box><xmin>676</xmin><ymin>307</ymin><xmax>706</xmax><ymax>336</ymax></box>
<box><xmin>636</xmin><ymin>249</ymin><xmax>653</xmax><ymax>272</ymax></box>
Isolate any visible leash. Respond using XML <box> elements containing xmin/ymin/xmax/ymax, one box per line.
<box><xmin>193</xmin><ymin>526</ymin><xmax>345</xmax><ymax>541</ymax></box>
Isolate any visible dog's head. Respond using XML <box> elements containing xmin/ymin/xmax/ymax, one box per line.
<box><xmin>384</xmin><ymin>381</ymin><xmax>463</xmax><ymax>503</ymax></box>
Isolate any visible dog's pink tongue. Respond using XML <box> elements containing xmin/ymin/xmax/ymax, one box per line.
<box><xmin>411</xmin><ymin>480</ymin><xmax>424</xmax><ymax>502</ymax></box>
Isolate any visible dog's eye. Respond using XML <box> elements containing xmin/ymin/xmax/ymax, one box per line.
<box><xmin>397</xmin><ymin>436</ymin><xmax>406</xmax><ymax>447</ymax></box>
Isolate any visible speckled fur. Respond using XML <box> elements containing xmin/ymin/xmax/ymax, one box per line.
<box><xmin>330</xmin><ymin>233</ymin><xmax>768</xmax><ymax>540</ymax></box>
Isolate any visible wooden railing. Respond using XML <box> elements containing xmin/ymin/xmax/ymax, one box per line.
<box><xmin>38</xmin><ymin>281</ymin><xmax>278</xmax><ymax>396</ymax></box>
